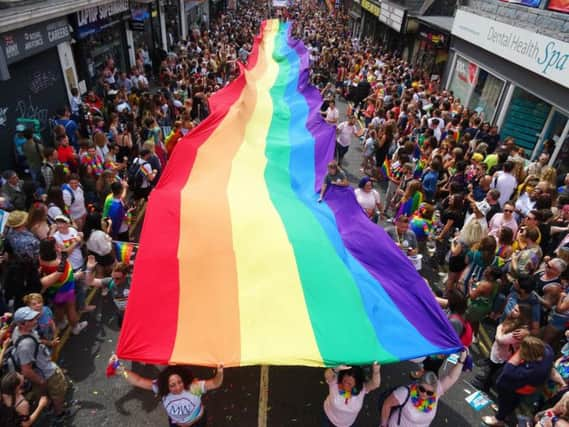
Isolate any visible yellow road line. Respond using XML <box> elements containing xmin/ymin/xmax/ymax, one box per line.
<box><xmin>258</xmin><ymin>365</ymin><xmax>270</xmax><ymax>427</ymax></box>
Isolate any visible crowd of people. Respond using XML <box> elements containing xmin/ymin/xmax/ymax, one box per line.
<box><xmin>0</xmin><ymin>0</ymin><xmax>567</xmax><ymax>426</ymax></box>
<box><xmin>299</xmin><ymin>3</ymin><xmax>569</xmax><ymax>427</ymax></box>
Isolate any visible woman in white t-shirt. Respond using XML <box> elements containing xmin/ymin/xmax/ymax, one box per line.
<box><xmin>354</xmin><ymin>177</ymin><xmax>382</xmax><ymax>222</ymax></box>
<box><xmin>110</xmin><ymin>358</ymin><xmax>223</xmax><ymax>427</ymax></box>
<box><xmin>380</xmin><ymin>350</ymin><xmax>467</xmax><ymax>427</ymax></box>
<box><xmin>323</xmin><ymin>363</ymin><xmax>381</xmax><ymax>427</ymax></box>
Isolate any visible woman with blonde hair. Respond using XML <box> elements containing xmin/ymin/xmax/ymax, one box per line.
<box><xmin>446</xmin><ymin>219</ymin><xmax>485</xmax><ymax>294</ymax></box>
<box><xmin>541</xmin><ymin>166</ymin><xmax>558</xmax><ymax>187</ymax></box>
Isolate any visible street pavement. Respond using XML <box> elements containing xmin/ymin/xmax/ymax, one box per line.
<box><xmin>38</xmin><ymin>99</ymin><xmax>499</xmax><ymax>427</ymax></box>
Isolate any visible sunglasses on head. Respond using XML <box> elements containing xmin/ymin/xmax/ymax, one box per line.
<box><xmin>418</xmin><ymin>385</ymin><xmax>435</xmax><ymax>396</ymax></box>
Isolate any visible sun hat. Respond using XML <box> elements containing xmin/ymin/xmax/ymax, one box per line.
<box><xmin>54</xmin><ymin>215</ymin><xmax>71</xmax><ymax>223</ymax></box>
<box><xmin>6</xmin><ymin>210</ymin><xmax>28</xmax><ymax>228</ymax></box>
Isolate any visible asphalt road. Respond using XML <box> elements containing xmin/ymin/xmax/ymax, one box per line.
<box><xmin>37</xmin><ymin>98</ymin><xmax>499</xmax><ymax>427</ymax></box>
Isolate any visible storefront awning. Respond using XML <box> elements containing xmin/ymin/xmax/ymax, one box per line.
<box><xmin>417</xmin><ymin>16</ymin><xmax>454</xmax><ymax>33</ymax></box>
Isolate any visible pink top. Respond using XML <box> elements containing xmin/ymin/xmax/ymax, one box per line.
<box><xmin>488</xmin><ymin>213</ymin><xmax>518</xmax><ymax>240</ymax></box>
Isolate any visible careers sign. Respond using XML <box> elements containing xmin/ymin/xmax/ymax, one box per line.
<box><xmin>1</xmin><ymin>19</ymin><xmax>70</xmax><ymax>65</ymax></box>
<box><xmin>452</xmin><ymin>9</ymin><xmax>569</xmax><ymax>89</ymax></box>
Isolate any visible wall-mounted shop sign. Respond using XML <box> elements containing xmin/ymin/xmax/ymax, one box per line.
<box><xmin>452</xmin><ymin>9</ymin><xmax>569</xmax><ymax>89</ymax></box>
<box><xmin>361</xmin><ymin>0</ymin><xmax>380</xmax><ymax>17</ymax></box>
<box><xmin>1</xmin><ymin>18</ymin><xmax>70</xmax><ymax>65</ymax></box>
<box><xmin>419</xmin><ymin>30</ymin><xmax>447</xmax><ymax>48</ymax></box>
<box><xmin>76</xmin><ymin>0</ymin><xmax>129</xmax><ymax>38</ymax></box>
<box><xmin>379</xmin><ymin>1</ymin><xmax>406</xmax><ymax>33</ymax></box>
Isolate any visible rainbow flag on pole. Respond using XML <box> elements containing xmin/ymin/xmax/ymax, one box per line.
<box><xmin>117</xmin><ymin>20</ymin><xmax>461</xmax><ymax>367</ymax></box>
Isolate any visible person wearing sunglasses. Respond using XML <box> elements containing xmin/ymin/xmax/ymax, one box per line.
<box><xmin>488</xmin><ymin>201</ymin><xmax>518</xmax><ymax>241</ymax></box>
<box><xmin>379</xmin><ymin>349</ymin><xmax>467</xmax><ymax>427</ymax></box>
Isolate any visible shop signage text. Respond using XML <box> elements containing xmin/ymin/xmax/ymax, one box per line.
<box><xmin>77</xmin><ymin>0</ymin><xmax>129</xmax><ymax>28</ymax></box>
<box><xmin>379</xmin><ymin>1</ymin><xmax>406</xmax><ymax>33</ymax></box>
<box><xmin>361</xmin><ymin>0</ymin><xmax>380</xmax><ymax>17</ymax></box>
<box><xmin>1</xmin><ymin>19</ymin><xmax>70</xmax><ymax>65</ymax></box>
<box><xmin>452</xmin><ymin>9</ymin><xmax>569</xmax><ymax>89</ymax></box>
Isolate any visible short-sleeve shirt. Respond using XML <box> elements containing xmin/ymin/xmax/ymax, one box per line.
<box><xmin>388</xmin><ymin>382</ymin><xmax>443</xmax><ymax>427</ymax></box>
<box><xmin>325</xmin><ymin>170</ymin><xmax>346</xmax><ymax>186</ymax></box>
<box><xmin>101</xmin><ymin>276</ymin><xmax>131</xmax><ymax>312</ymax></box>
<box><xmin>53</xmin><ymin>227</ymin><xmax>84</xmax><ymax>270</ymax></box>
<box><xmin>355</xmin><ymin>188</ymin><xmax>380</xmax><ymax>210</ymax></box>
<box><xmin>152</xmin><ymin>380</ymin><xmax>206</xmax><ymax>424</ymax></box>
<box><xmin>12</xmin><ymin>328</ymin><xmax>56</xmax><ymax>380</ymax></box>
<box><xmin>37</xmin><ymin>306</ymin><xmax>54</xmax><ymax>340</ymax></box>
<box><xmin>336</xmin><ymin>122</ymin><xmax>357</xmax><ymax>147</ymax></box>
<box><xmin>323</xmin><ymin>377</ymin><xmax>367</xmax><ymax>427</ymax></box>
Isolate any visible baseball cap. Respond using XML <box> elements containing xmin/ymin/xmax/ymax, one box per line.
<box><xmin>14</xmin><ymin>306</ymin><xmax>40</xmax><ymax>323</ymax></box>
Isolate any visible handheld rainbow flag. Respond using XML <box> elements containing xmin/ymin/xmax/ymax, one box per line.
<box><xmin>117</xmin><ymin>20</ymin><xmax>461</xmax><ymax>367</ymax></box>
<box><xmin>112</xmin><ymin>241</ymin><xmax>138</xmax><ymax>265</ymax></box>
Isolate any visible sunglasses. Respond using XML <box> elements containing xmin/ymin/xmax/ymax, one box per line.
<box><xmin>503</xmin><ymin>209</ymin><xmax>513</xmax><ymax>213</ymax></box>
<box><xmin>418</xmin><ymin>385</ymin><xmax>435</xmax><ymax>396</ymax></box>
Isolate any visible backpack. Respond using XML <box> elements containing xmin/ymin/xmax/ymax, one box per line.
<box><xmin>1</xmin><ymin>334</ymin><xmax>40</xmax><ymax>376</ymax></box>
<box><xmin>377</xmin><ymin>385</ymin><xmax>410</xmax><ymax>426</ymax></box>
<box><xmin>127</xmin><ymin>158</ymin><xmax>149</xmax><ymax>190</ymax></box>
<box><xmin>61</xmin><ymin>183</ymin><xmax>76</xmax><ymax>206</ymax></box>
<box><xmin>37</xmin><ymin>161</ymin><xmax>53</xmax><ymax>189</ymax></box>
<box><xmin>449</xmin><ymin>313</ymin><xmax>473</xmax><ymax>347</ymax></box>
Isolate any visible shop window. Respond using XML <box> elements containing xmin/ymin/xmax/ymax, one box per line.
<box><xmin>448</xmin><ymin>56</ymin><xmax>476</xmax><ymax>105</ymax></box>
<box><xmin>467</xmin><ymin>69</ymin><xmax>504</xmax><ymax>123</ymax></box>
<box><xmin>501</xmin><ymin>87</ymin><xmax>551</xmax><ymax>154</ymax></box>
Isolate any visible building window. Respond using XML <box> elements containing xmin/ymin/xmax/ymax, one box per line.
<box><xmin>467</xmin><ymin>69</ymin><xmax>504</xmax><ymax>123</ymax></box>
<box><xmin>501</xmin><ymin>87</ymin><xmax>552</xmax><ymax>154</ymax></box>
<box><xmin>448</xmin><ymin>56</ymin><xmax>476</xmax><ymax>106</ymax></box>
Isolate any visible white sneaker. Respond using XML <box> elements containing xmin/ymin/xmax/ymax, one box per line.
<box><xmin>56</xmin><ymin>319</ymin><xmax>68</xmax><ymax>330</ymax></box>
<box><xmin>71</xmin><ymin>321</ymin><xmax>88</xmax><ymax>335</ymax></box>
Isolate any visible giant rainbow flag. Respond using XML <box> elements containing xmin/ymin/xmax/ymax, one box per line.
<box><xmin>117</xmin><ymin>20</ymin><xmax>461</xmax><ymax>367</ymax></box>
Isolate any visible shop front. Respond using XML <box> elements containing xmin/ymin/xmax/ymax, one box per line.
<box><xmin>449</xmin><ymin>9</ymin><xmax>569</xmax><ymax>166</ymax></box>
<box><xmin>0</xmin><ymin>17</ymin><xmax>73</xmax><ymax>169</ymax></box>
<box><xmin>348</xmin><ymin>0</ymin><xmax>362</xmax><ymax>39</ymax></box>
<box><xmin>413</xmin><ymin>18</ymin><xmax>452</xmax><ymax>79</ymax></box>
<box><xmin>130</xmin><ymin>1</ymin><xmax>164</xmax><ymax>59</ymax></box>
<box><xmin>184</xmin><ymin>0</ymin><xmax>210</xmax><ymax>33</ymax></box>
<box><xmin>359</xmin><ymin>0</ymin><xmax>381</xmax><ymax>41</ymax></box>
<box><xmin>377</xmin><ymin>1</ymin><xmax>407</xmax><ymax>53</ymax></box>
<box><xmin>73</xmin><ymin>0</ymin><xmax>130</xmax><ymax>92</ymax></box>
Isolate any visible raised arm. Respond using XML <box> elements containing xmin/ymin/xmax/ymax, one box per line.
<box><xmin>204</xmin><ymin>364</ymin><xmax>224</xmax><ymax>391</ymax></box>
<box><xmin>364</xmin><ymin>362</ymin><xmax>381</xmax><ymax>392</ymax></box>
<box><xmin>440</xmin><ymin>350</ymin><xmax>467</xmax><ymax>393</ymax></box>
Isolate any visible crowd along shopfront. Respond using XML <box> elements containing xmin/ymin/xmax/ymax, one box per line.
<box><xmin>0</xmin><ymin>17</ymin><xmax>75</xmax><ymax>170</ymax></box>
<box><xmin>448</xmin><ymin>9</ymin><xmax>569</xmax><ymax>176</ymax></box>
<box><xmin>72</xmin><ymin>0</ymin><xmax>131</xmax><ymax>91</ymax></box>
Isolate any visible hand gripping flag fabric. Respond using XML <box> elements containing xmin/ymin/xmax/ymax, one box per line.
<box><xmin>117</xmin><ymin>20</ymin><xmax>462</xmax><ymax>367</ymax></box>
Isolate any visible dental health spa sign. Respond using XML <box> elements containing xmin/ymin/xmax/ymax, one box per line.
<box><xmin>452</xmin><ymin>9</ymin><xmax>569</xmax><ymax>90</ymax></box>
